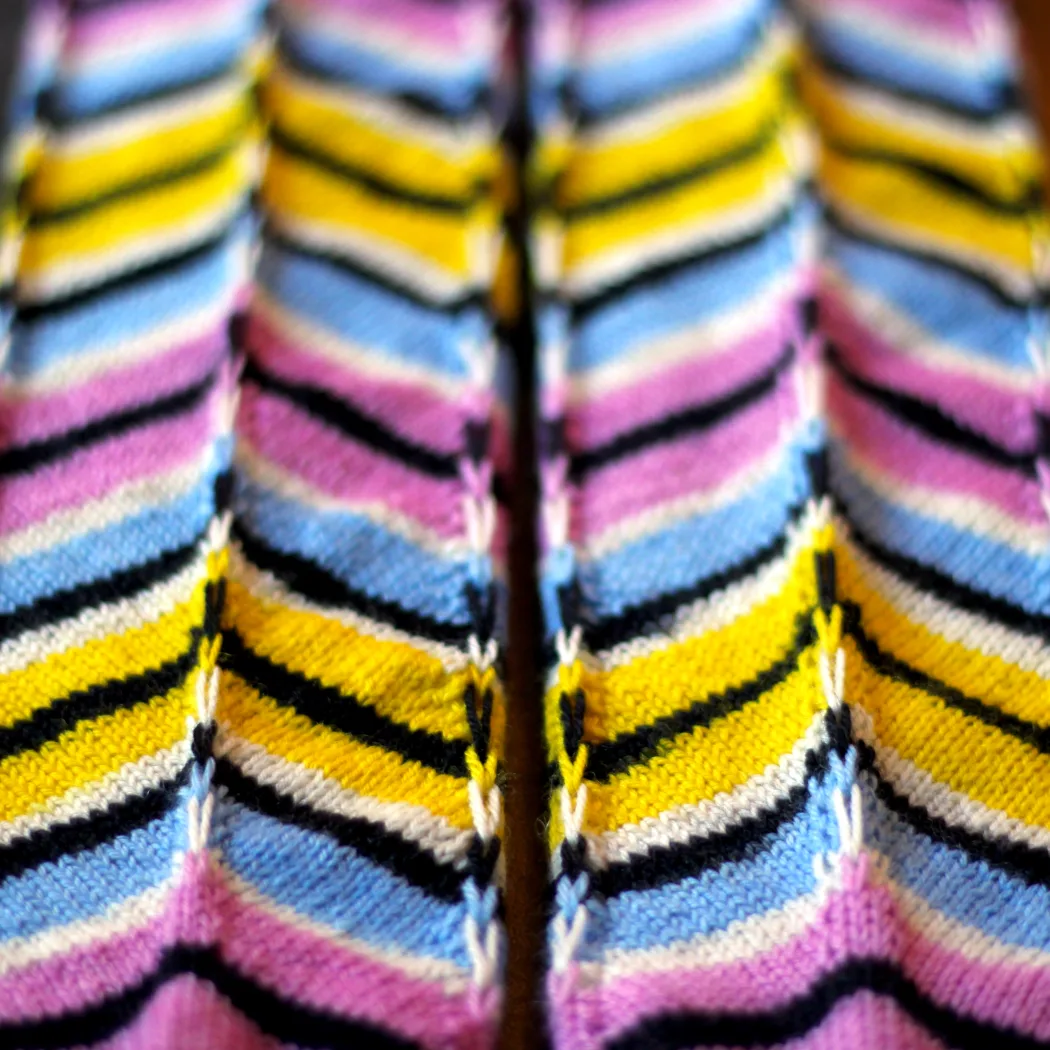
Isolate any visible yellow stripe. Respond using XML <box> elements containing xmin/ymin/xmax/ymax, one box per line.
<box><xmin>849</xmin><ymin>636</ymin><xmax>1050</xmax><ymax>830</ymax></box>
<box><xmin>563</xmin><ymin>132</ymin><xmax>793</xmax><ymax>270</ymax></box>
<box><xmin>219</xmin><ymin>673</ymin><xmax>474</xmax><ymax>829</ymax></box>
<box><xmin>820</xmin><ymin>150</ymin><xmax>1038</xmax><ymax>277</ymax></box>
<box><xmin>838</xmin><ymin>546</ymin><xmax>1050</xmax><ymax>730</ymax></box>
<box><xmin>568</xmin><ymin>657</ymin><xmax>823</xmax><ymax>840</ymax></box>
<box><xmin>19</xmin><ymin>142</ymin><xmax>254</xmax><ymax>275</ymax></box>
<box><xmin>559</xmin><ymin>64</ymin><xmax>784</xmax><ymax>210</ymax></box>
<box><xmin>263</xmin><ymin>69</ymin><xmax>494</xmax><ymax>201</ymax></box>
<box><xmin>27</xmin><ymin>94</ymin><xmax>253</xmax><ymax>214</ymax></box>
<box><xmin>0</xmin><ymin>584</ymin><xmax>206</xmax><ymax>729</ymax></box>
<box><xmin>559</xmin><ymin>549</ymin><xmax>816</xmax><ymax>748</ymax></box>
<box><xmin>800</xmin><ymin>63</ymin><xmax>1040</xmax><ymax>204</ymax></box>
<box><xmin>224</xmin><ymin>580</ymin><xmax>472</xmax><ymax>742</ymax></box>
<box><xmin>261</xmin><ymin>147</ymin><xmax>492</xmax><ymax>279</ymax></box>
<box><xmin>0</xmin><ymin>686</ymin><xmax>190</xmax><ymax>822</ymax></box>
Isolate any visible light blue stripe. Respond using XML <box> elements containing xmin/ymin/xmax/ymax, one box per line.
<box><xmin>578</xmin><ymin>769</ymin><xmax>844</xmax><ymax>959</ymax></box>
<box><xmin>10</xmin><ymin>230</ymin><xmax>244</xmax><ymax>374</ymax></box>
<box><xmin>0</xmin><ymin>810</ymin><xmax>181</xmax><ymax>942</ymax></box>
<box><xmin>280</xmin><ymin>22</ymin><xmax>487</xmax><ymax>115</ymax></box>
<box><xmin>571</xmin><ymin>209</ymin><xmax>804</xmax><ymax>373</ymax></box>
<box><xmin>217</xmin><ymin>804</ymin><xmax>471</xmax><ymax>966</ymax></box>
<box><xmin>811</xmin><ymin>17</ymin><xmax>1010</xmax><ymax>114</ymax></box>
<box><xmin>257</xmin><ymin>245</ymin><xmax>483</xmax><ymax>378</ymax></box>
<box><xmin>0</xmin><ymin>464</ymin><xmax>218</xmax><ymax>611</ymax></box>
<box><xmin>827</xmin><ymin>232</ymin><xmax>1032</xmax><ymax>370</ymax></box>
<box><xmin>578</xmin><ymin>447</ymin><xmax>807</xmax><ymax>618</ymax></box>
<box><xmin>575</xmin><ymin>0</ymin><xmax>771</xmax><ymax>117</ymax></box>
<box><xmin>866</xmin><ymin>780</ymin><xmax>1050</xmax><ymax>951</ymax></box>
<box><xmin>831</xmin><ymin>454</ymin><xmax>1050</xmax><ymax>616</ymax></box>
<box><xmin>53</xmin><ymin>21</ymin><xmax>259</xmax><ymax>120</ymax></box>
<box><xmin>233</xmin><ymin>478</ymin><xmax>477</xmax><ymax>624</ymax></box>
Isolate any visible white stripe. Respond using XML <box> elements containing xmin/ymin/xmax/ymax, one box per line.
<box><xmin>842</xmin><ymin>532</ymin><xmax>1050</xmax><ymax>677</ymax></box>
<box><xmin>218</xmin><ymin>735</ymin><xmax>474</xmax><ymax>865</ymax></box>
<box><xmin>587</xmin><ymin>712</ymin><xmax>827</xmax><ymax>868</ymax></box>
<box><xmin>831</xmin><ymin>436</ymin><xmax>1050</xmax><ymax>556</ymax></box>
<box><xmin>0</xmin><ymin>745</ymin><xmax>190</xmax><ymax>848</ymax></box>
<box><xmin>228</xmin><ymin>543</ymin><xmax>470</xmax><ymax>673</ymax></box>
<box><xmin>0</xmin><ymin>552</ymin><xmax>207</xmax><ymax>675</ymax></box>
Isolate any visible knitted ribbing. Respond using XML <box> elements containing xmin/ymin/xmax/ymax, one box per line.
<box><xmin>0</xmin><ymin>1</ymin><xmax>508</xmax><ymax>1047</ymax></box>
<box><xmin>534</xmin><ymin>1</ymin><xmax>1050</xmax><ymax>1048</ymax></box>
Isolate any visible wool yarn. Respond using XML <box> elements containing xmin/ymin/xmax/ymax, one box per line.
<box><xmin>535</xmin><ymin>0</ymin><xmax>1050</xmax><ymax>1048</ymax></box>
<box><xmin>0</xmin><ymin>0</ymin><xmax>508</xmax><ymax>1047</ymax></box>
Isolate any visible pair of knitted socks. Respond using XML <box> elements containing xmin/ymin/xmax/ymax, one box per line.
<box><xmin>1</xmin><ymin>1</ymin><xmax>1049</xmax><ymax>1048</ymax></box>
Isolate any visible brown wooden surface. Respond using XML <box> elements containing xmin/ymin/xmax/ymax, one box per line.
<box><xmin>497</xmin><ymin>6</ymin><xmax>1050</xmax><ymax>1049</ymax></box>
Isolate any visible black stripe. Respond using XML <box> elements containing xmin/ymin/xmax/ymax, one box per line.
<box><xmin>2</xmin><ymin>943</ymin><xmax>421</xmax><ymax>1050</ymax></box>
<box><xmin>232</xmin><ymin>521</ymin><xmax>471</xmax><ymax>647</ymax></box>
<box><xmin>0</xmin><ymin>635</ymin><xmax>201</xmax><ymax>763</ymax></box>
<box><xmin>592</xmin><ymin>736</ymin><xmax>831</xmax><ymax>898</ymax></box>
<box><xmin>568</xmin><ymin>200</ymin><xmax>799</xmax><ymax>322</ymax></box>
<box><xmin>268</xmin><ymin>122</ymin><xmax>482</xmax><ymax>214</ymax></box>
<box><xmin>221</xmin><ymin>627</ymin><xmax>468</xmax><ymax>776</ymax></box>
<box><xmin>242</xmin><ymin>358</ymin><xmax>459</xmax><ymax>478</ymax></box>
<box><xmin>214</xmin><ymin>758</ymin><xmax>467</xmax><ymax>901</ymax></box>
<box><xmin>263</xmin><ymin>223</ymin><xmax>485</xmax><ymax>314</ymax></box>
<box><xmin>827</xmin><ymin>344</ymin><xmax>1035</xmax><ymax>475</ymax></box>
<box><xmin>569</xmin><ymin>344</ymin><xmax>794</xmax><ymax>481</ymax></box>
<box><xmin>0</xmin><ymin>537</ymin><xmax>203</xmax><ymax>644</ymax></box>
<box><xmin>581</xmin><ymin>515</ymin><xmax>798</xmax><ymax>654</ymax></box>
<box><xmin>824</xmin><ymin>205</ymin><xmax>1033</xmax><ymax>310</ymax></box>
<box><xmin>824</xmin><ymin>136</ymin><xmax>1040</xmax><ymax>216</ymax></box>
<box><xmin>559</xmin><ymin>116</ymin><xmax>782</xmax><ymax>221</ymax></box>
<box><xmin>0</xmin><ymin>770</ymin><xmax>187</xmax><ymax>885</ymax></box>
<box><xmin>15</xmin><ymin>209</ymin><xmax>246</xmax><ymax>320</ymax></box>
<box><xmin>28</xmin><ymin>123</ymin><xmax>250</xmax><ymax>225</ymax></box>
<box><xmin>843</xmin><ymin>518</ymin><xmax>1050</xmax><ymax>641</ymax></box>
<box><xmin>604</xmin><ymin>956</ymin><xmax>1043</xmax><ymax>1050</ymax></box>
<box><xmin>859</xmin><ymin>744</ymin><xmax>1050</xmax><ymax>889</ymax></box>
<box><xmin>0</xmin><ymin>369</ymin><xmax>218</xmax><ymax>477</ymax></box>
<box><xmin>586</xmin><ymin>613</ymin><xmax>816</xmax><ymax>782</ymax></box>
<box><xmin>843</xmin><ymin>602</ymin><xmax>1050</xmax><ymax>754</ymax></box>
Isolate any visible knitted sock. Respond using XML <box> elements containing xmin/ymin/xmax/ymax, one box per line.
<box><xmin>534</xmin><ymin>1</ymin><xmax>1050</xmax><ymax>1048</ymax></box>
<box><xmin>0</xmin><ymin>1</ymin><xmax>508</xmax><ymax>1047</ymax></box>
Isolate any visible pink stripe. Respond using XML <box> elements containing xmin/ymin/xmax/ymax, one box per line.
<box><xmin>238</xmin><ymin>389</ymin><xmax>463</xmax><ymax>537</ymax></box>
<box><xmin>551</xmin><ymin>875</ymin><xmax>1046</xmax><ymax>1050</ymax></box>
<box><xmin>579</xmin><ymin>0</ymin><xmax>732</xmax><ymax>51</ymax></box>
<box><xmin>219</xmin><ymin>885</ymin><xmax>496</xmax><ymax>1049</ymax></box>
<box><xmin>822</xmin><ymin>296</ymin><xmax>1035</xmax><ymax>454</ymax></box>
<box><xmin>829</xmin><ymin>376</ymin><xmax>1044</xmax><ymax>525</ymax></box>
<box><xmin>2</xmin><ymin>334</ymin><xmax>222</xmax><ymax>449</ymax></box>
<box><xmin>816</xmin><ymin>0</ymin><xmax>983</xmax><ymax>38</ymax></box>
<box><xmin>99</xmin><ymin>975</ymin><xmax>281</xmax><ymax>1050</ymax></box>
<box><xmin>0</xmin><ymin>857</ymin><xmax>493</xmax><ymax>1050</ymax></box>
<box><xmin>286</xmin><ymin>0</ymin><xmax>485</xmax><ymax>51</ymax></box>
<box><xmin>248</xmin><ymin>315</ymin><xmax>464</xmax><ymax>456</ymax></box>
<box><xmin>0</xmin><ymin>389</ymin><xmax>219</xmax><ymax>537</ymax></box>
<box><xmin>568</xmin><ymin>321</ymin><xmax>786</xmax><ymax>452</ymax></box>
<box><xmin>67</xmin><ymin>0</ymin><xmax>249</xmax><ymax>52</ymax></box>
<box><xmin>570</xmin><ymin>380</ymin><xmax>795</xmax><ymax>540</ymax></box>
<box><xmin>786</xmin><ymin>993</ymin><xmax>949</xmax><ymax>1050</ymax></box>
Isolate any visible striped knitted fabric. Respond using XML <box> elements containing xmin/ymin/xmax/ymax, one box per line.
<box><xmin>534</xmin><ymin>1</ymin><xmax>1050</xmax><ymax>1048</ymax></box>
<box><xmin>0</xmin><ymin>1</ymin><xmax>508</xmax><ymax>1047</ymax></box>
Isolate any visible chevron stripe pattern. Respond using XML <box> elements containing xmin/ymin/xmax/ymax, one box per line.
<box><xmin>535</xmin><ymin>0</ymin><xmax>1050</xmax><ymax>1047</ymax></box>
<box><xmin>0</xmin><ymin>0</ymin><xmax>507</xmax><ymax>1047</ymax></box>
